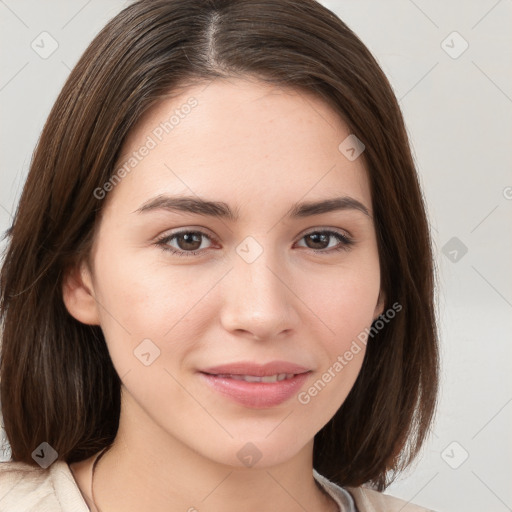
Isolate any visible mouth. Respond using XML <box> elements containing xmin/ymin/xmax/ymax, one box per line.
<box><xmin>198</xmin><ymin>361</ymin><xmax>312</xmax><ymax>408</ymax></box>
<box><xmin>208</xmin><ymin>373</ymin><xmax>298</xmax><ymax>383</ymax></box>
<box><xmin>200</xmin><ymin>360</ymin><xmax>311</xmax><ymax>377</ymax></box>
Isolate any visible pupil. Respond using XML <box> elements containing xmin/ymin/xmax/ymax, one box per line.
<box><xmin>180</xmin><ymin>233</ymin><xmax>201</xmax><ymax>250</ymax></box>
<box><xmin>307</xmin><ymin>233</ymin><xmax>328</xmax><ymax>249</ymax></box>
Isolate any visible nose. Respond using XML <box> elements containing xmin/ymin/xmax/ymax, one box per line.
<box><xmin>219</xmin><ymin>240</ymin><xmax>300</xmax><ymax>341</ymax></box>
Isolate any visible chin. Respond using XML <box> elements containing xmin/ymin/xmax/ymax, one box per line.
<box><xmin>210</xmin><ymin>435</ymin><xmax>310</xmax><ymax>470</ymax></box>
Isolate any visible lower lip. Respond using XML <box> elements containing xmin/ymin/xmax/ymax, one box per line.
<box><xmin>199</xmin><ymin>372</ymin><xmax>311</xmax><ymax>408</ymax></box>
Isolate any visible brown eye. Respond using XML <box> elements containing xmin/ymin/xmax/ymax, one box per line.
<box><xmin>156</xmin><ymin>230</ymin><xmax>214</xmax><ymax>257</ymax></box>
<box><xmin>173</xmin><ymin>232</ymin><xmax>203</xmax><ymax>251</ymax></box>
<box><xmin>296</xmin><ymin>230</ymin><xmax>353</xmax><ymax>253</ymax></box>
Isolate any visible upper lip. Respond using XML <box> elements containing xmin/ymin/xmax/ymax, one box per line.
<box><xmin>200</xmin><ymin>361</ymin><xmax>311</xmax><ymax>377</ymax></box>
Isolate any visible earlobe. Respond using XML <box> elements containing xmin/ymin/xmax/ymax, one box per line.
<box><xmin>61</xmin><ymin>260</ymin><xmax>101</xmax><ymax>325</ymax></box>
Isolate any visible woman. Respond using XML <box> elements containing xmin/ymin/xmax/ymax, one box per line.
<box><xmin>0</xmin><ymin>1</ymin><xmax>439</xmax><ymax>510</ymax></box>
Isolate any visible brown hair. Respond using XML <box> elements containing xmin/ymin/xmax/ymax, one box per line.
<box><xmin>0</xmin><ymin>0</ymin><xmax>439</xmax><ymax>490</ymax></box>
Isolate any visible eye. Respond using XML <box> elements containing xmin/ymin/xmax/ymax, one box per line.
<box><xmin>155</xmin><ymin>228</ymin><xmax>354</xmax><ymax>258</ymax></box>
<box><xmin>295</xmin><ymin>229</ymin><xmax>354</xmax><ymax>253</ymax></box>
<box><xmin>155</xmin><ymin>230</ymin><xmax>216</xmax><ymax>257</ymax></box>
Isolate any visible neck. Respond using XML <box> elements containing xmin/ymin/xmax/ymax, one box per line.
<box><xmin>84</xmin><ymin>396</ymin><xmax>337</xmax><ymax>512</ymax></box>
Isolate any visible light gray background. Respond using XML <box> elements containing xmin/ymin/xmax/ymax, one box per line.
<box><xmin>1</xmin><ymin>1</ymin><xmax>511</xmax><ymax>511</ymax></box>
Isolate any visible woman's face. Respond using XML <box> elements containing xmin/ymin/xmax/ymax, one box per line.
<box><xmin>65</xmin><ymin>77</ymin><xmax>384</xmax><ymax>468</ymax></box>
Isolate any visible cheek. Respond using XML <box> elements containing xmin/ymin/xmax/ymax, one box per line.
<box><xmin>293</xmin><ymin>260</ymin><xmax>380</xmax><ymax>349</ymax></box>
<box><xmin>92</xmin><ymin>250</ymin><xmax>221</xmax><ymax>363</ymax></box>
<box><xmin>294</xmin><ymin>265</ymin><xmax>377</xmax><ymax>416</ymax></box>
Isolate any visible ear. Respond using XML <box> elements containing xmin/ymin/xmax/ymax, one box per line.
<box><xmin>62</xmin><ymin>259</ymin><xmax>101</xmax><ymax>325</ymax></box>
<box><xmin>373</xmin><ymin>289</ymin><xmax>386</xmax><ymax>321</ymax></box>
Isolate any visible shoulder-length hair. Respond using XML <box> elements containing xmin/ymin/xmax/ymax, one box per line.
<box><xmin>0</xmin><ymin>0</ymin><xmax>439</xmax><ymax>491</ymax></box>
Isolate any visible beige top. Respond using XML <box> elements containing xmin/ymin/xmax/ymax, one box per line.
<box><xmin>0</xmin><ymin>459</ymin><xmax>435</xmax><ymax>511</ymax></box>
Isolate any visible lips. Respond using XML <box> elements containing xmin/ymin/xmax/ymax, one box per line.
<box><xmin>198</xmin><ymin>361</ymin><xmax>312</xmax><ymax>408</ymax></box>
<box><xmin>223</xmin><ymin>373</ymin><xmax>296</xmax><ymax>383</ymax></box>
<box><xmin>200</xmin><ymin>360</ymin><xmax>311</xmax><ymax>377</ymax></box>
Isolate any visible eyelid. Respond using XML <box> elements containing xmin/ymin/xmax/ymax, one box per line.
<box><xmin>157</xmin><ymin>225</ymin><xmax>352</xmax><ymax>242</ymax></box>
<box><xmin>155</xmin><ymin>226</ymin><xmax>217</xmax><ymax>243</ymax></box>
<box><xmin>155</xmin><ymin>226</ymin><xmax>354</xmax><ymax>257</ymax></box>
<box><xmin>299</xmin><ymin>225</ymin><xmax>353</xmax><ymax>240</ymax></box>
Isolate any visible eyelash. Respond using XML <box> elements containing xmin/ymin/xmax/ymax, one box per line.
<box><xmin>155</xmin><ymin>229</ymin><xmax>354</xmax><ymax>258</ymax></box>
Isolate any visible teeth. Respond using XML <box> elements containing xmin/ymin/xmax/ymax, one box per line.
<box><xmin>225</xmin><ymin>373</ymin><xmax>295</xmax><ymax>382</ymax></box>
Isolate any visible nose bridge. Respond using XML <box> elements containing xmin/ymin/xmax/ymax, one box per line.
<box><xmin>235</xmin><ymin>234</ymin><xmax>285</xmax><ymax>306</ymax></box>
<box><xmin>220</xmin><ymin>234</ymin><xmax>296</xmax><ymax>338</ymax></box>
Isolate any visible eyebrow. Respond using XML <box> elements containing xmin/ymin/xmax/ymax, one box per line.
<box><xmin>133</xmin><ymin>194</ymin><xmax>371</xmax><ymax>220</ymax></box>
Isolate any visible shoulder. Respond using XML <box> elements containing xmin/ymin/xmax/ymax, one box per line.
<box><xmin>0</xmin><ymin>460</ymin><xmax>89</xmax><ymax>511</ymax></box>
<box><xmin>313</xmin><ymin>470</ymin><xmax>436</xmax><ymax>512</ymax></box>
<box><xmin>345</xmin><ymin>485</ymin><xmax>436</xmax><ymax>512</ymax></box>
<box><xmin>346</xmin><ymin>486</ymin><xmax>434</xmax><ymax>512</ymax></box>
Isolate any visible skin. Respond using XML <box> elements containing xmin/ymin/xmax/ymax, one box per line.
<box><xmin>64</xmin><ymin>76</ymin><xmax>384</xmax><ymax>512</ymax></box>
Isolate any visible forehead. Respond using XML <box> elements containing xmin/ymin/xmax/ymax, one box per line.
<box><xmin>107</xmin><ymin>77</ymin><xmax>372</xmax><ymax>216</ymax></box>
